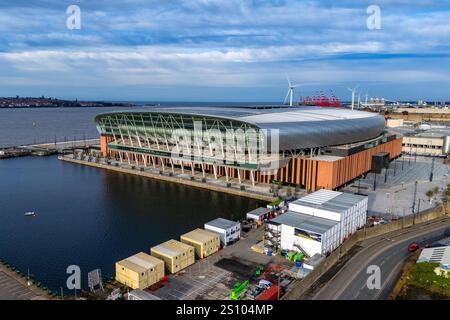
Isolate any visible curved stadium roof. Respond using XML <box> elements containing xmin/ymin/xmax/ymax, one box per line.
<box><xmin>95</xmin><ymin>106</ymin><xmax>386</xmax><ymax>151</ymax></box>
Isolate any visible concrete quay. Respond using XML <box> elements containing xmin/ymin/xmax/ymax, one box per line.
<box><xmin>58</xmin><ymin>155</ymin><xmax>277</xmax><ymax>202</ymax></box>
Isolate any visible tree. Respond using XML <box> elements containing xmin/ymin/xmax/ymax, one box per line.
<box><xmin>286</xmin><ymin>185</ymin><xmax>292</xmax><ymax>197</ymax></box>
<box><xmin>433</xmin><ymin>186</ymin><xmax>440</xmax><ymax>195</ymax></box>
<box><xmin>426</xmin><ymin>190</ymin><xmax>434</xmax><ymax>204</ymax></box>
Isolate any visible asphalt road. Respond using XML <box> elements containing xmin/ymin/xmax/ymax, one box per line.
<box><xmin>312</xmin><ymin>217</ymin><xmax>450</xmax><ymax>300</ymax></box>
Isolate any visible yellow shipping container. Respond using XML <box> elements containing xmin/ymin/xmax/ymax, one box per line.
<box><xmin>115</xmin><ymin>252</ymin><xmax>164</xmax><ymax>290</ymax></box>
<box><xmin>180</xmin><ymin>229</ymin><xmax>220</xmax><ymax>259</ymax></box>
<box><xmin>151</xmin><ymin>239</ymin><xmax>195</xmax><ymax>274</ymax></box>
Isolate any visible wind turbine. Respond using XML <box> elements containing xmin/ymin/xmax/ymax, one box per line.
<box><xmin>284</xmin><ymin>74</ymin><xmax>301</xmax><ymax>107</ymax></box>
<box><xmin>347</xmin><ymin>85</ymin><xmax>359</xmax><ymax>110</ymax></box>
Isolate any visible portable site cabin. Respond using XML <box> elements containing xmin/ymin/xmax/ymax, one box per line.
<box><xmin>246</xmin><ymin>207</ymin><xmax>271</xmax><ymax>223</ymax></box>
<box><xmin>204</xmin><ymin>218</ymin><xmax>241</xmax><ymax>247</ymax></box>
<box><xmin>151</xmin><ymin>239</ymin><xmax>195</xmax><ymax>274</ymax></box>
<box><xmin>180</xmin><ymin>228</ymin><xmax>220</xmax><ymax>259</ymax></box>
<box><xmin>128</xmin><ymin>289</ymin><xmax>162</xmax><ymax>300</ymax></box>
<box><xmin>115</xmin><ymin>252</ymin><xmax>165</xmax><ymax>289</ymax></box>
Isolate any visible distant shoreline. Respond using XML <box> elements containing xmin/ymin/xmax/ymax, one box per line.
<box><xmin>0</xmin><ymin>97</ymin><xmax>141</xmax><ymax>108</ymax></box>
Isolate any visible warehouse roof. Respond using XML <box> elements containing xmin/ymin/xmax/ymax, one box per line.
<box><xmin>417</xmin><ymin>246</ymin><xmax>450</xmax><ymax>265</ymax></box>
<box><xmin>205</xmin><ymin>218</ymin><xmax>240</xmax><ymax>230</ymax></box>
<box><xmin>117</xmin><ymin>252</ymin><xmax>162</xmax><ymax>273</ymax></box>
<box><xmin>181</xmin><ymin>228</ymin><xmax>219</xmax><ymax>243</ymax></box>
<box><xmin>96</xmin><ymin>105</ymin><xmax>385</xmax><ymax>150</ymax></box>
<box><xmin>291</xmin><ymin>189</ymin><xmax>367</xmax><ymax>213</ymax></box>
<box><xmin>270</xmin><ymin>211</ymin><xmax>338</xmax><ymax>235</ymax></box>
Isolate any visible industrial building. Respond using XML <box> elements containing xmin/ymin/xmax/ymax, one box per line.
<box><xmin>115</xmin><ymin>252</ymin><xmax>165</xmax><ymax>289</ymax></box>
<box><xmin>204</xmin><ymin>218</ymin><xmax>240</xmax><ymax>247</ymax></box>
<box><xmin>266</xmin><ymin>190</ymin><xmax>368</xmax><ymax>257</ymax></box>
<box><xmin>180</xmin><ymin>228</ymin><xmax>220</xmax><ymax>259</ymax></box>
<box><xmin>267</xmin><ymin>211</ymin><xmax>340</xmax><ymax>257</ymax></box>
<box><xmin>402</xmin><ymin>127</ymin><xmax>450</xmax><ymax>157</ymax></box>
<box><xmin>289</xmin><ymin>189</ymin><xmax>368</xmax><ymax>238</ymax></box>
<box><xmin>95</xmin><ymin>106</ymin><xmax>402</xmax><ymax>192</ymax></box>
<box><xmin>151</xmin><ymin>239</ymin><xmax>195</xmax><ymax>274</ymax></box>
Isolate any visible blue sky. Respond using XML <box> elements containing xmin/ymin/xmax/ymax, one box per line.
<box><xmin>1</xmin><ymin>0</ymin><xmax>450</xmax><ymax>101</ymax></box>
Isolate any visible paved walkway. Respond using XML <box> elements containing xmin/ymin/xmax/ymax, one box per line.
<box><xmin>0</xmin><ymin>266</ymin><xmax>49</xmax><ymax>300</ymax></box>
<box><xmin>344</xmin><ymin>156</ymin><xmax>449</xmax><ymax>219</ymax></box>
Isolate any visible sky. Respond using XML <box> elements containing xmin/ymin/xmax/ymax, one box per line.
<box><xmin>1</xmin><ymin>0</ymin><xmax>450</xmax><ymax>102</ymax></box>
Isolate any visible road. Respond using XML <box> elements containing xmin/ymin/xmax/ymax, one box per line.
<box><xmin>311</xmin><ymin>217</ymin><xmax>450</xmax><ymax>300</ymax></box>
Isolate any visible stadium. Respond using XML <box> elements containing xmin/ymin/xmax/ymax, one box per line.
<box><xmin>95</xmin><ymin>106</ymin><xmax>402</xmax><ymax>192</ymax></box>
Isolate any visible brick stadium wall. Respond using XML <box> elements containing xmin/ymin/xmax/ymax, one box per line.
<box><xmin>100</xmin><ymin>134</ymin><xmax>403</xmax><ymax>192</ymax></box>
<box><xmin>260</xmin><ymin>137</ymin><xmax>403</xmax><ymax>191</ymax></box>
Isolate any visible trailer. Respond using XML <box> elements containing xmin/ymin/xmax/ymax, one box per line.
<box><xmin>256</xmin><ymin>285</ymin><xmax>281</xmax><ymax>300</ymax></box>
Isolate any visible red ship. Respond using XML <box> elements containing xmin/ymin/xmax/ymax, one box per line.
<box><xmin>300</xmin><ymin>91</ymin><xmax>341</xmax><ymax>107</ymax></box>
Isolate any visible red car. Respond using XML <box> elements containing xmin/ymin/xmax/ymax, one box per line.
<box><xmin>408</xmin><ymin>243</ymin><xmax>420</xmax><ymax>252</ymax></box>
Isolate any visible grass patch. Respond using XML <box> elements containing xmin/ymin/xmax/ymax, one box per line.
<box><xmin>407</xmin><ymin>262</ymin><xmax>450</xmax><ymax>297</ymax></box>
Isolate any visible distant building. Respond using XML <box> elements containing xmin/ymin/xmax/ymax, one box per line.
<box><xmin>402</xmin><ymin>128</ymin><xmax>450</xmax><ymax>157</ymax></box>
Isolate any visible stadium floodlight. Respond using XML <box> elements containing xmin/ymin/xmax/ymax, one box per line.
<box><xmin>347</xmin><ymin>85</ymin><xmax>359</xmax><ymax>110</ymax></box>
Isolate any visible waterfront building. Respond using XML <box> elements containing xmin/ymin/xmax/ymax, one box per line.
<box><xmin>95</xmin><ymin>105</ymin><xmax>402</xmax><ymax>192</ymax></box>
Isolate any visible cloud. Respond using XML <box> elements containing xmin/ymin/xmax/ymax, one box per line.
<box><xmin>0</xmin><ymin>0</ymin><xmax>450</xmax><ymax>100</ymax></box>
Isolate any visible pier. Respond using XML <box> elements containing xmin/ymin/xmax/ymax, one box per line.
<box><xmin>0</xmin><ymin>138</ymin><xmax>99</xmax><ymax>159</ymax></box>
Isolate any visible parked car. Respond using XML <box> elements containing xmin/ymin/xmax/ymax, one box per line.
<box><xmin>258</xmin><ymin>279</ymin><xmax>273</xmax><ymax>290</ymax></box>
<box><xmin>408</xmin><ymin>243</ymin><xmax>420</xmax><ymax>252</ymax></box>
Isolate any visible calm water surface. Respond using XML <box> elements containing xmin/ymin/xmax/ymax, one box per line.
<box><xmin>0</xmin><ymin>155</ymin><xmax>264</xmax><ymax>291</ymax></box>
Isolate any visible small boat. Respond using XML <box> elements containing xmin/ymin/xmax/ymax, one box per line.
<box><xmin>24</xmin><ymin>211</ymin><xmax>36</xmax><ymax>216</ymax></box>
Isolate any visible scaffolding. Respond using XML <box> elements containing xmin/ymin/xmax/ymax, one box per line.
<box><xmin>264</xmin><ymin>223</ymin><xmax>281</xmax><ymax>253</ymax></box>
